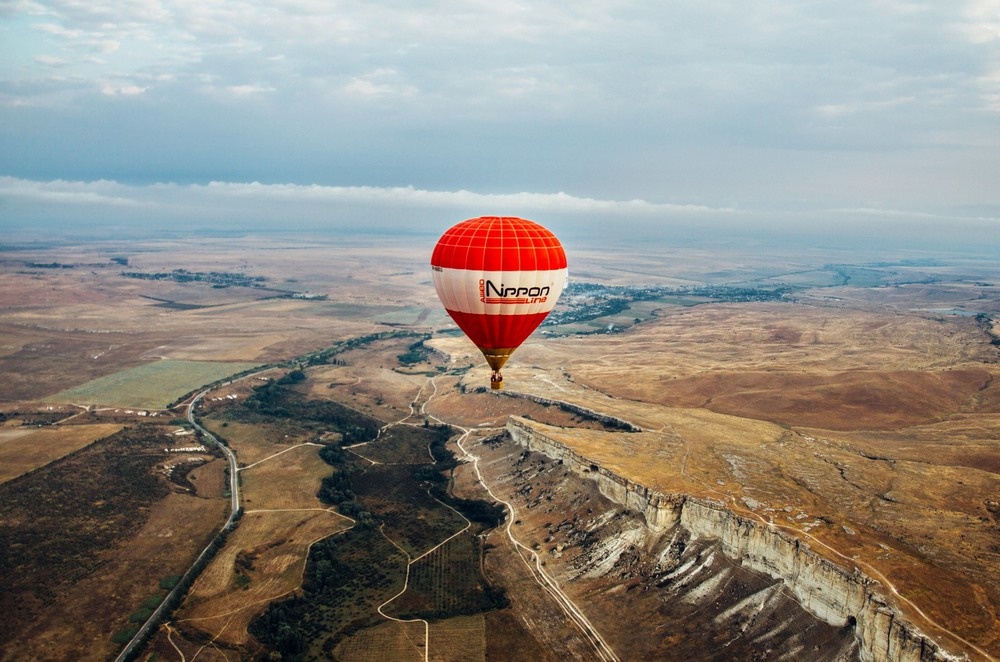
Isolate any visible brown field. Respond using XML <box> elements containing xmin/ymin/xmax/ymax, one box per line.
<box><xmin>11</xmin><ymin>488</ymin><xmax>229</xmax><ymax>662</ymax></box>
<box><xmin>176</xmin><ymin>509</ymin><xmax>351</xmax><ymax>647</ymax></box>
<box><xmin>298</xmin><ymin>342</ymin><xmax>433</xmax><ymax>421</ymax></box>
<box><xmin>167</xmin><ymin>413</ymin><xmax>352</xmax><ymax>651</ymax></box>
<box><xmin>427</xmin><ymin>614</ymin><xmax>488</xmax><ymax>661</ymax></box>
<box><xmin>1</xmin><ymin>236</ymin><xmax>998</xmax><ymax>660</ymax></box>
<box><xmin>332</xmin><ymin>619</ymin><xmax>429</xmax><ymax>661</ymax></box>
<box><xmin>0</xmin><ymin>422</ymin><xmax>122</xmax><ymax>482</ymax></box>
<box><xmin>201</xmin><ymin>419</ymin><xmax>295</xmax><ymax>465</ymax></box>
<box><xmin>448</xmin><ymin>292</ymin><xmax>1000</xmax><ymax>658</ymax></box>
<box><xmin>238</xmin><ymin>444</ymin><xmax>332</xmax><ymax>511</ymax></box>
<box><xmin>329</xmin><ymin>613</ymin><xmax>488</xmax><ymax>662</ymax></box>
<box><xmin>186</xmin><ymin>456</ymin><xmax>227</xmax><ymax>498</ymax></box>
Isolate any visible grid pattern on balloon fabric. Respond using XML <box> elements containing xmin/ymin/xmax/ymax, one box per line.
<box><xmin>430</xmin><ymin>216</ymin><xmax>567</xmax><ymax>272</ymax></box>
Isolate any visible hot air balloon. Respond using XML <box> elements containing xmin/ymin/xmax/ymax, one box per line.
<box><xmin>431</xmin><ymin>216</ymin><xmax>568</xmax><ymax>389</ymax></box>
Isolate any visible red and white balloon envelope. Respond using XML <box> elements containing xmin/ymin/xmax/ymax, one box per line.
<box><xmin>431</xmin><ymin>216</ymin><xmax>568</xmax><ymax>389</ymax></box>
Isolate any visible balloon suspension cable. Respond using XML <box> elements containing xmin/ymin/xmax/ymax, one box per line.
<box><xmin>490</xmin><ymin>370</ymin><xmax>503</xmax><ymax>390</ymax></box>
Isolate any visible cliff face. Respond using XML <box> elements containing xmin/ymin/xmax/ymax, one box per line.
<box><xmin>507</xmin><ymin>418</ymin><xmax>963</xmax><ymax>662</ymax></box>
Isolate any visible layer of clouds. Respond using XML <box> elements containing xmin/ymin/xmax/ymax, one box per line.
<box><xmin>2</xmin><ymin>1</ymin><xmax>999</xmax><ymax>233</ymax></box>
<box><xmin>0</xmin><ymin>174</ymin><xmax>737</xmax><ymax>230</ymax></box>
<box><xmin>4</xmin><ymin>176</ymin><xmax>998</xmax><ymax>260</ymax></box>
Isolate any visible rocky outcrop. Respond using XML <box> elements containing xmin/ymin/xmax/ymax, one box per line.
<box><xmin>500</xmin><ymin>391</ymin><xmax>642</xmax><ymax>431</ymax></box>
<box><xmin>508</xmin><ymin>417</ymin><xmax>683</xmax><ymax>530</ymax></box>
<box><xmin>507</xmin><ymin>417</ymin><xmax>966</xmax><ymax>662</ymax></box>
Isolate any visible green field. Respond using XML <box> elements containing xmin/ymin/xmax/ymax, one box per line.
<box><xmin>44</xmin><ymin>360</ymin><xmax>260</xmax><ymax>409</ymax></box>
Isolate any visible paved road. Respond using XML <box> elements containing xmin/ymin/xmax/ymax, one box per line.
<box><xmin>114</xmin><ymin>388</ymin><xmax>241</xmax><ymax>662</ymax></box>
<box><xmin>188</xmin><ymin>389</ymin><xmax>240</xmax><ymax>518</ymax></box>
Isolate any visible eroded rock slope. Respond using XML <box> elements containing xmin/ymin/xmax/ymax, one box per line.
<box><xmin>469</xmin><ymin>419</ymin><xmax>962</xmax><ymax>661</ymax></box>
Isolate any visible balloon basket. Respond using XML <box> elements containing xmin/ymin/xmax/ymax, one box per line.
<box><xmin>491</xmin><ymin>380</ymin><xmax>503</xmax><ymax>390</ymax></box>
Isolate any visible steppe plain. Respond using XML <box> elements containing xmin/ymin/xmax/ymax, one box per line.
<box><xmin>0</xmin><ymin>231</ymin><xmax>998</xmax><ymax>660</ymax></box>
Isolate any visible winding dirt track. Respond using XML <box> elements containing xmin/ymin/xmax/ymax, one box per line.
<box><xmin>418</xmin><ymin>377</ymin><xmax>621</xmax><ymax>662</ymax></box>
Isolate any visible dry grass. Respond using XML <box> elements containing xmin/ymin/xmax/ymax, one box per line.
<box><xmin>179</xmin><ymin>509</ymin><xmax>351</xmax><ymax>646</ymax></box>
<box><xmin>428</xmin><ymin>614</ymin><xmax>487</xmax><ymax>662</ymax></box>
<box><xmin>187</xmin><ymin>457</ymin><xmax>227</xmax><ymax>498</ymax></box>
<box><xmin>2</xmin><ymin>237</ymin><xmax>997</xmax><ymax>659</ymax></box>
<box><xmin>492</xmin><ymin>296</ymin><xmax>1000</xmax><ymax>658</ymax></box>
<box><xmin>174</xmin><ymin>417</ymin><xmax>351</xmax><ymax>648</ymax></box>
<box><xmin>238</xmin><ymin>443</ymin><xmax>332</xmax><ymax>511</ymax></box>
<box><xmin>332</xmin><ymin>619</ymin><xmax>428</xmax><ymax>661</ymax></box>
<box><xmin>6</xmin><ymin>487</ymin><xmax>228</xmax><ymax>662</ymax></box>
<box><xmin>0</xmin><ymin>423</ymin><xmax>121</xmax><ymax>483</ymax></box>
<box><xmin>201</xmin><ymin>419</ymin><xmax>294</xmax><ymax>466</ymax></box>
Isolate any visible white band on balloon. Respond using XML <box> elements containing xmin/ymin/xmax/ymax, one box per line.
<box><xmin>432</xmin><ymin>267</ymin><xmax>568</xmax><ymax>316</ymax></box>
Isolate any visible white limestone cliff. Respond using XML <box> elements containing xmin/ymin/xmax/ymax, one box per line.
<box><xmin>507</xmin><ymin>417</ymin><xmax>966</xmax><ymax>662</ymax></box>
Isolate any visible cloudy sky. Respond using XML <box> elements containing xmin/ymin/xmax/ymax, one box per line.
<box><xmin>2</xmin><ymin>1</ymin><xmax>999</xmax><ymax>245</ymax></box>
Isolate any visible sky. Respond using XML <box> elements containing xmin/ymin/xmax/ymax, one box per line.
<box><xmin>1</xmin><ymin>1</ymin><xmax>999</xmax><ymax>248</ymax></box>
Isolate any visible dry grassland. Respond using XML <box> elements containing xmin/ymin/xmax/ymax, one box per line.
<box><xmin>2</xmin><ymin>237</ymin><xmax>997</xmax><ymax>659</ymax></box>
<box><xmin>186</xmin><ymin>457</ymin><xmax>226</xmax><ymax>498</ymax></box>
<box><xmin>427</xmin><ymin>614</ymin><xmax>488</xmax><ymax>661</ymax></box>
<box><xmin>0</xmin><ymin>422</ymin><xmax>121</xmax><ymax>482</ymax></box>
<box><xmin>468</xmin><ymin>295</ymin><xmax>1000</xmax><ymax>659</ymax></box>
<box><xmin>300</xmin><ymin>342</ymin><xmax>432</xmax><ymax>420</ymax></box>
<box><xmin>202</xmin><ymin>420</ymin><xmax>295</xmax><ymax>465</ymax></box>
<box><xmin>332</xmin><ymin>619</ymin><xmax>428</xmax><ymax>661</ymax></box>
<box><xmin>238</xmin><ymin>443</ymin><xmax>331</xmax><ymax>511</ymax></box>
<box><xmin>172</xmin><ymin>424</ymin><xmax>351</xmax><ymax>648</ymax></box>
<box><xmin>0</xmin><ymin>238</ymin><xmax>432</xmax><ymax>402</ymax></box>
<box><xmin>7</xmin><ymin>486</ymin><xmax>227</xmax><ymax>662</ymax></box>
<box><xmin>177</xmin><ymin>509</ymin><xmax>351</xmax><ymax>647</ymax></box>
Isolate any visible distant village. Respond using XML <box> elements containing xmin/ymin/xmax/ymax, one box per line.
<box><xmin>121</xmin><ymin>268</ymin><xmax>267</xmax><ymax>288</ymax></box>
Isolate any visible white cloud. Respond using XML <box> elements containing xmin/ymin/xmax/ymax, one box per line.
<box><xmin>226</xmin><ymin>83</ymin><xmax>274</xmax><ymax>95</ymax></box>
<box><xmin>188</xmin><ymin>179</ymin><xmax>735</xmax><ymax>215</ymax></box>
<box><xmin>0</xmin><ymin>176</ymin><xmax>736</xmax><ymax>225</ymax></box>
<box><xmin>814</xmin><ymin>96</ymin><xmax>918</xmax><ymax>118</ymax></box>
<box><xmin>343</xmin><ymin>68</ymin><xmax>416</xmax><ymax>99</ymax></box>
<box><xmin>2</xmin><ymin>177</ymin><xmax>998</xmax><ymax>259</ymax></box>
<box><xmin>100</xmin><ymin>81</ymin><xmax>148</xmax><ymax>95</ymax></box>
<box><xmin>951</xmin><ymin>0</ymin><xmax>1000</xmax><ymax>43</ymax></box>
<box><xmin>33</xmin><ymin>54</ymin><xmax>69</xmax><ymax>67</ymax></box>
<box><xmin>0</xmin><ymin>176</ymin><xmax>143</xmax><ymax>207</ymax></box>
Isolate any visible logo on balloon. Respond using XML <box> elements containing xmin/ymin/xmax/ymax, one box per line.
<box><xmin>479</xmin><ymin>278</ymin><xmax>550</xmax><ymax>305</ymax></box>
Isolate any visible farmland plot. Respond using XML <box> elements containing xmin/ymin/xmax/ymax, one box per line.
<box><xmin>45</xmin><ymin>359</ymin><xmax>259</xmax><ymax>408</ymax></box>
<box><xmin>200</xmin><ymin>419</ymin><xmax>299</xmax><ymax>465</ymax></box>
<box><xmin>385</xmin><ymin>531</ymin><xmax>503</xmax><ymax>620</ymax></box>
<box><xmin>332</xmin><ymin>619</ymin><xmax>428</xmax><ymax>661</ymax></box>
<box><xmin>0</xmin><ymin>422</ymin><xmax>121</xmax><ymax>483</ymax></box>
<box><xmin>238</xmin><ymin>443</ymin><xmax>330</xmax><ymax>511</ymax></box>
<box><xmin>333</xmin><ymin>613</ymin><xmax>489</xmax><ymax>662</ymax></box>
